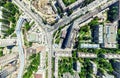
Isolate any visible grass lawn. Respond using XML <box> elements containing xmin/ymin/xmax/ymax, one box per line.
<box><xmin>54</xmin><ymin>31</ymin><xmax>61</xmax><ymax>44</ymax></box>
<box><xmin>58</xmin><ymin>58</ymin><xmax>74</xmax><ymax>77</ymax></box>
<box><xmin>54</xmin><ymin>26</ymin><xmax>65</xmax><ymax>44</ymax></box>
<box><xmin>78</xmin><ymin>26</ymin><xmax>91</xmax><ymax>41</ymax></box>
<box><xmin>23</xmin><ymin>53</ymin><xmax>40</xmax><ymax>78</ymax></box>
<box><xmin>63</xmin><ymin>0</ymin><xmax>77</xmax><ymax>6</ymax></box>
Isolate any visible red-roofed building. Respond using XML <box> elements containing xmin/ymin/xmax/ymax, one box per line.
<box><xmin>61</xmin><ymin>30</ymin><xmax>67</xmax><ymax>39</ymax></box>
<box><xmin>34</xmin><ymin>68</ymin><xmax>45</xmax><ymax>78</ymax></box>
<box><xmin>34</xmin><ymin>74</ymin><xmax>43</xmax><ymax>78</ymax></box>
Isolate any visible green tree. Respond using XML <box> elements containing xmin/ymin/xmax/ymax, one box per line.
<box><xmin>107</xmin><ymin>4</ymin><xmax>118</xmax><ymax>22</ymax></box>
<box><xmin>0</xmin><ymin>51</ymin><xmax>3</xmax><ymax>57</ymax></box>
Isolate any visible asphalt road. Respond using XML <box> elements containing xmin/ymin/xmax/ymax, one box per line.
<box><xmin>52</xmin><ymin>0</ymin><xmax>118</xmax><ymax>31</ymax></box>
<box><xmin>13</xmin><ymin>1</ymin><xmax>53</xmax><ymax>78</ymax></box>
<box><xmin>13</xmin><ymin>0</ymin><xmax>52</xmax><ymax>31</ymax></box>
<box><xmin>46</xmin><ymin>32</ymin><xmax>52</xmax><ymax>78</ymax></box>
<box><xmin>15</xmin><ymin>17</ymin><xmax>25</xmax><ymax>78</ymax></box>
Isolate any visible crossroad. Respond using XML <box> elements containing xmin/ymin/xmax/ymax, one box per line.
<box><xmin>13</xmin><ymin>1</ymin><xmax>53</xmax><ymax>78</ymax></box>
<box><xmin>13</xmin><ymin>0</ymin><xmax>120</xmax><ymax>78</ymax></box>
<box><xmin>13</xmin><ymin>0</ymin><xmax>118</xmax><ymax>32</ymax></box>
<box><xmin>13</xmin><ymin>0</ymin><xmax>52</xmax><ymax>31</ymax></box>
<box><xmin>52</xmin><ymin>0</ymin><xmax>118</xmax><ymax>31</ymax></box>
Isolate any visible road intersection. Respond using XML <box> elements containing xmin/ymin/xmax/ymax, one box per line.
<box><xmin>12</xmin><ymin>0</ymin><xmax>119</xmax><ymax>78</ymax></box>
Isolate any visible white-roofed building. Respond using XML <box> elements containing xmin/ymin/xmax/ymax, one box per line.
<box><xmin>90</xmin><ymin>61</ymin><xmax>97</xmax><ymax>75</ymax></box>
<box><xmin>77</xmin><ymin>52</ymin><xmax>97</xmax><ymax>58</ymax></box>
<box><xmin>55</xmin><ymin>49</ymin><xmax>72</xmax><ymax>57</ymax></box>
<box><xmin>102</xmin><ymin>23</ymin><xmax>117</xmax><ymax>48</ymax></box>
<box><xmin>0</xmin><ymin>7</ymin><xmax>2</xmax><ymax>35</ymax></box>
<box><xmin>0</xmin><ymin>39</ymin><xmax>17</xmax><ymax>47</ymax></box>
<box><xmin>98</xmin><ymin>25</ymin><xmax>103</xmax><ymax>43</ymax></box>
<box><xmin>80</xmin><ymin>43</ymin><xmax>100</xmax><ymax>48</ymax></box>
<box><xmin>63</xmin><ymin>72</ymin><xmax>80</xmax><ymax>78</ymax></box>
<box><xmin>103</xmin><ymin>54</ymin><xmax>120</xmax><ymax>59</ymax></box>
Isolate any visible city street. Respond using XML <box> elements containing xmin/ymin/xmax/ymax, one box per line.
<box><xmin>46</xmin><ymin>32</ymin><xmax>53</xmax><ymax>78</ymax></box>
<box><xmin>13</xmin><ymin>0</ymin><xmax>52</xmax><ymax>31</ymax></box>
<box><xmin>11</xmin><ymin>0</ymin><xmax>120</xmax><ymax>78</ymax></box>
<box><xmin>13</xmin><ymin>1</ymin><xmax>53</xmax><ymax>78</ymax></box>
<box><xmin>52</xmin><ymin>0</ymin><xmax>118</xmax><ymax>31</ymax></box>
<box><xmin>15</xmin><ymin>17</ymin><xmax>25</xmax><ymax>78</ymax></box>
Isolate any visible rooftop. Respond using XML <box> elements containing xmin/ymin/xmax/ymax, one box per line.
<box><xmin>103</xmin><ymin>23</ymin><xmax>117</xmax><ymax>48</ymax></box>
<box><xmin>98</xmin><ymin>25</ymin><xmax>103</xmax><ymax>43</ymax></box>
<box><xmin>34</xmin><ymin>68</ymin><xmax>45</xmax><ymax>78</ymax></box>
<box><xmin>0</xmin><ymin>39</ymin><xmax>17</xmax><ymax>47</ymax></box>
<box><xmin>57</xmin><ymin>0</ymin><xmax>84</xmax><ymax>11</ymax></box>
<box><xmin>80</xmin><ymin>44</ymin><xmax>100</xmax><ymax>48</ymax></box>
<box><xmin>34</xmin><ymin>74</ymin><xmax>42</xmax><ymax>78</ymax></box>
<box><xmin>27</xmin><ymin>33</ymin><xmax>39</xmax><ymax>42</ymax></box>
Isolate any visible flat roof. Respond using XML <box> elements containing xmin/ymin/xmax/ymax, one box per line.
<box><xmin>104</xmin><ymin>23</ymin><xmax>117</xmax><ymax>43</ymax></box>
<box><xmin>57</xmin><ymin>0</ymin><xmax>84</xmax><ymax>11</ymax></box>
<box><xmin>103</xmin><ymin>23</ymin><xmax>117</xmax><ymax>48</ymax></box>
<box><xmin>98</xmin><ymin>25</ymin><xmax>103</xmax><ymax>43</ymax></box>
<box><xmin>80</xmin><ymin>44</ymin><xmax>99</xmax><ymax>48</ymax></box>
<box><xmin>34</xmin><ymin>74</ymin><xmax>42</xmax><ymax>78</ymax></box>
<box><xmin>28</xmin><ymin>33</ymin><xmax>39</xmax><ymax>42</ymax></box>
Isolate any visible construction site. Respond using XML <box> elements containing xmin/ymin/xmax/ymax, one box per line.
<box><xmin>31</xmin><ymin>0</ymin><xmax>57</xmax><ymax>24</ymax></box>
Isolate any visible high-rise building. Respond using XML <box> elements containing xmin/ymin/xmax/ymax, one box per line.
<box><xmin>0</xmin><ymin>7</ymin><xmax>9</xmax><ymax>36</ymax></box>
<box><xmin>0</xmin><ymin>39</ymin><xmax>17</xmax><ymax>47</ymax></box>
<box><xmin>0</xmin><ymin>53</ymin><xmax>18</xmax><ymax>66</ymax></box>
<box><xmin>102</xmin><ymin>23</ymin><xmax>117</xmax><ymax>48</ymax></box>
<box><xmin>0</xmin><ymin>66</ymin><xmax>17</xmax><ymax>78</ymax></box>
